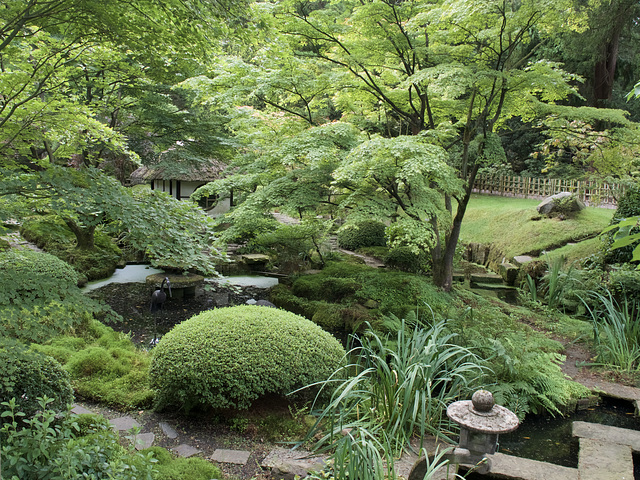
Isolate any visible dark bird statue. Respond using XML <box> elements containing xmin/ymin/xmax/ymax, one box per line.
<box><xmin>150</xmin><ymin>277</ymin><xmax>172</xmax><ymax>313</ymax></box>
<box><xmin>246</xmin><ymin>298</ymin><xmax>276</xmax><ymax>308</ymax></box>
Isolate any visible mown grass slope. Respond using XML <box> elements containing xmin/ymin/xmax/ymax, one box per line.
<box><xmin>459</xmin><ymin>194</ymin><xmax>613</xmax><ymax>259</ymax></box>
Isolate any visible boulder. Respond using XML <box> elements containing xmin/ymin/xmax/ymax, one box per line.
<box><xmin>537</xmin><ymin>192</ymin><xmax>585</xmax><ymax>216</ymax></box>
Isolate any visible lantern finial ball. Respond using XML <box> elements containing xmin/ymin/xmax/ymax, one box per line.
<box><xmin>471</xmin><ymin>390</ymin><xmax>495</xmax><ymax>413</ymax></box>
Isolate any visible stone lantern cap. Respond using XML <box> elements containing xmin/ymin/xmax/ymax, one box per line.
<box><xmin>447</xmin><ymin>390</ymin><xmax>519</xmax><ymax>435</ymax></box>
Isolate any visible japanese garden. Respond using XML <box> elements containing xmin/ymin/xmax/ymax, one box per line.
<box><xmin>2</xmin><ymin>0</ymin><xmax>640</xmax><ymax>479</ymax></box>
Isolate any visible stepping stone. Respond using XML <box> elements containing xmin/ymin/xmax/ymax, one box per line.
<box><xmin>573</xmin><ymin>421</ymin><xmax>640</xmax><ymax>452</ymax></box>
<box><xmin>210</xmin><ymin>449</ymin><xmax>251</xmax><ymax>465</ymax></box>
<box><xmin>159</xmin><ymin>421</ymin><xmax>179</xmax><ymax>439</ymax></box>
<box><xmin>578</xmin><ymin>437</ymin><xmax>633</xmax><ymax>480</ymax></box>
<box><xmin>512</xmin><ymin>255</ymin><xmax>534</xmax><ymax>265</ymax></box>
<box><xmin>172</xmin><ymin>444</ymin><xmax>202</xmax><ymax>458</ymax></box>
<box><xmin>110</xmin><ymin>416</ymin><xmax>141</xmax><ymax>431</ymax></box>
<box><xmin>262</xmin><ymin>447</ymin><xmax>327</xmax><ymax>480</ymax></box>
<box><xmin>488</xmin><ymin>452</ymin><xmax>578</xmax><ymax>480</ymax></box>
<box><xmin>71</xmin><ymin>404</ymin><xmax>94</xmax><ymax>415</ymax></box>
<box><xmin>469</xmin><ymin>273</ymin><xmax>504</xmax><ymax>284</ymax></box>
<box><xmin>126</xmin><ymin>432</ymin><xmax>155</xmax><ymax>450</ymax></box>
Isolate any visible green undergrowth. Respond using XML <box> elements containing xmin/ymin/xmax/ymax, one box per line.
<box><xmin>226</xmin><ymin>400</ymin><xmax>314</xmax><ymax>442</ymax></box>
<box><xmin>270</xmin><ymin>262</ymin><xmax>451</xmax><ymax>332</ymax></box>
<box><xmin>460</xmin><ymin>194</ymin><xmax>613</xmax><ymax>257</ymax></box>
<box><xmin>450</xmin><ymin>288</ymin><xmax>591</xmax><ymax>419</ymax></box>
<box><xmin>143</xmin><ymin>446</ymin><xmax>222</xmax><ymax>480</ymax></box>
<box><xmin>32</xmin><ymin>319</ymin><xmax>153</xmax><ymax>410</ymax></box>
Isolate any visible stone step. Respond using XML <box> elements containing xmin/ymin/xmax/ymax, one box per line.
<box><xmin>573</xmin><ymin>421</ymin><xmax>640</xmax><ymax>452</ymax></box>
<box><xmin>512</xmin><ymin>255</ymin><xmax>534</xmax><ymax>266</ymax></box>
<box><xmin>109</xmin><ymin>416</ymin><xmax>140</xmax><ymax>431</ymax></box>
<box><xmin>487</xmin><ymin>452</ymin><xmax>578</xmax><ymax>480</ymax></box>
<box><xmin>469</xmin><ymin>273</ymin><xmax>504</xmax><ymax>284</ymax></box>
<box><xmin>470</xmin><ymin>282</ymin><xmax>517</xmax><ymax>292</ymax></box>
<box><xmin>578</xmin><ymin>437</ymin><xmax>633</xmax><ymax>480</ymax></box>
<box><xmin>210</xmin><ymin>448</ymin><xmax>251</xmax><ymax>465</ymax></box>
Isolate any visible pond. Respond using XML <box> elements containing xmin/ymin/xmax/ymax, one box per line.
<box><xmin>209</xmin><ymin>275</ymin><xmax>279</xmax><ymax>289</ymax></box>
<box><xmin>498</xmin><ymin>396</ymin><xmax>640</xmax><ymax>468</ymax></box>
<box><xmin>83</xmin><ymin>264</ymin><xmax>279</xmax><ymax>346</ymax></box>
<box><xmin>82</xmin><ymin>264</ymin><xmax>164</xmax><ymax>291</ymax></box>
<box><xmin>82</xmin><ymin>264</ymin><xmax>280</xmax><ymax>291</ymax></box>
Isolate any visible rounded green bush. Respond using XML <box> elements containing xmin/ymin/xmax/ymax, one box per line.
<box><xmin>149</xmin><ymin>305</ymin><xmax>346</xmax><ymax>411</ymax></box>
<box><xmin>337</xmin><ymin>220</ymin><xmax>387</xmax><ymax>250</ymax></box>
<box><xmin>0</xmin><ymin>338</ymin><xmax>73</xmax><ymax>418</ymax></box>
<box><xmin>0</xmin><ymin>249</ymin><xmax>78</xmax><ymax>306</ymax></box>
<box><xmin>384</xmin><ymin>246</ymin><xmax>430</xmax><ymax>273</ymax></box>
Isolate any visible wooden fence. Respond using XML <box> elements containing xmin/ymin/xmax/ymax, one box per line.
<box><xmin>472</xmin><ymin>175</ymin><xmax>624</xmax><ymax>207</ymax></box>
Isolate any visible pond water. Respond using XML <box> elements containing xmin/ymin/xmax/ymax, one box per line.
<box><xmin>82</xmin><ymin>264</ymin><xmax>164</xmax><ymax>291</ymax></box>
<box><xmin>82</xmin><ymin>265</ymin><xmax>280</xmax><ymax>292</ymax></box>
<box><xmin>498</xmin><ymin>396</ymin><xmax>640</xmax><ymax>468</ymax></box>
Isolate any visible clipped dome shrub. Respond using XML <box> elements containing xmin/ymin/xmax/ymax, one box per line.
<box><xmin>149</xmin><ymin>305</ymin><xmax>346</xmax><ymax>411</ymax></box>
<box><xmin>0</xmin><ymin>249</ymin><xmax>79</xmax><ymax>307</ymax></box>
<box><xmin>0</xmin><ymin>338</ymin><xmax>73</xmax><ymax>418</ymax></box>
<box><xmin>337</xmin><ymin>220</ymin><xmax>387</xmax><ymax>250</ymax></box>
<box><xmin>0</xmin><ymin>249</ymin><xmax>111</xmax><ymax>342</ymax></box>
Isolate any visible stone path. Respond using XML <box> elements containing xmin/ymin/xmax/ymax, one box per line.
<box><xmin>69</xmin><ymin>370</ymin><xmax>640</xmax><ymax>480</ymax></box>
<box><xmin>573</xmin><ymin>422</ymin><xmax>640</xmax><ymax>480</ymax></box>
<box><xmin>1</xmin><ymin>231</ymin><xmax>42</xmax><ymax>252</ymax></box>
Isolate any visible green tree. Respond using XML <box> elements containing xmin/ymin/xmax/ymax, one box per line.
<box><xmin>0</xmin><ymin>166</ymin><xmax>224</xmax><ymax>275</ymax></box>
<box><xmin>238</xmin><ymin>0</ymin><xmax>618</xmax><ymax>290</ymax></box>
<box><xmin>0</xmin><ymin>0</ymin><xmax>246</xmax><ymax>169</ymax></box>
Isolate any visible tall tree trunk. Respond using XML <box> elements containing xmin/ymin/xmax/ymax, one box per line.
<box><xmin>593</xmin><ymin>33</ymin><xmax>620</xmax><ymax>102</ymax></box>
<box><xmin>431</xmin><ymin>165</ymin><xmax>480</xmax><ymax>292</ymax></box>
<box><xmin>63</xmin><ymin>219</ymin><xmax>96</xmax><ymax>250</ymax></box>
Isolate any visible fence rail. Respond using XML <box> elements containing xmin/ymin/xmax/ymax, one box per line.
<box><xmin>472</xmin><ymin>175</ymin><xmax>624</xmax><ymax>207</ymax></box>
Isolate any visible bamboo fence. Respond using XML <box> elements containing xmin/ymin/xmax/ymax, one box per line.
<box><xmin>472</xmin><ymin>175</ymin><xmax>624</xmax><ymax>207</ymax></box>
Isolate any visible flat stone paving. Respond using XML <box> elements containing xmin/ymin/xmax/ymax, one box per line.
<box><xmin>71</xmin><ymin>404</ymin><xmax>94</xmax><ymax>415</ymax></box>
<box><xmin>109</xmin><ymin>416</ymin><xmax>141</xmax><ymax>431</ymax></box>
<box><xmin>487</xmin><ymin>453</ymin><xmax>578</xmax><ymax>480</ymax></box>
<box><xmin>158</xmin><ymin>421</ymin><xmax>179</xmax><ymax>439</ymax></box>
<box><xmin>573</xmin><ymin>421</ymin><xmax>640</xmax><ymax>452</ymax></box>
<box><xmin>127</xmin><ymin>432</ymin><xmax>155</xmax><ymax>450</ymax></box>
<box><xmin>578</xmin><ymin>438</ymin><xmax>633</xmax><ymax>480</ymax></box>
<box><xmin>210</xmin><ymin>449</ymin><xmax>251</xmax><ymax>465</ymax></box>
<box><xmin>573</xmin><ymin>378</ymin><xmax>640</xmax><ymax>414</ymax></box>
<box><xmin>261</xmin><ymin>447</ymin><xmax>326</xmax><ymax>478</ymax></box>
<box><xmin>171</xmin><ymin>444</ymin><xmax>202</xmax><ymax>458</ymax></box>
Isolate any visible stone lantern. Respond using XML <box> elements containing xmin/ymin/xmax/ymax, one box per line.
<box><xmin>409</xmin><ymin>390</ymin><xmax>519</xmax><ymax>478</ymax></box>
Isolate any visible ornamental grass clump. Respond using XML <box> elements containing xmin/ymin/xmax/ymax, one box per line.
<box><xmin>302</xmin><ymin>317</ymin><xmax>485</xmax><ymax>457</ymax></box>
<box><xmin>149</xmin><ymin>305</ymin><xmax>346</xmax><ymax>412</ymax></box>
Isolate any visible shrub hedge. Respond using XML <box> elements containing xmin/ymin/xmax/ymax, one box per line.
<box><xmin>149</xmin><ymin>305</ymin><xmax>346</xmax><ymax>411</ymax></box>
<box><xmin>604</xmin><ymin>183</ymin><xmax>640</xmax><ymax>264</ymax></box>
<box><xmin>0</xmin><ymin>338</ymin><xmax>74</xmax><ymax>418</ymax></box>
<box><xmin>0</xmin><ymin>249</ymin><xmax>116</xmax><ymax>343</ymax></box>
<box><xmin>337</xmin><ymin>220</ymin><xmax>387</xmax><ymax>250</ymax></box>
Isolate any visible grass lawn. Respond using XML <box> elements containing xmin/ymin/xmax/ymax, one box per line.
<box><xmin>459</xmin><ymin>194</ymin><xmax>614</xmax><ymax>258</ymax></box>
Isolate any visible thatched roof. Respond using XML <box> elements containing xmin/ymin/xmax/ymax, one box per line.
<box><xmin>129</xmin><ymin>159</ymin><xmax>227</xmax><ymax>185</ymax></box>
